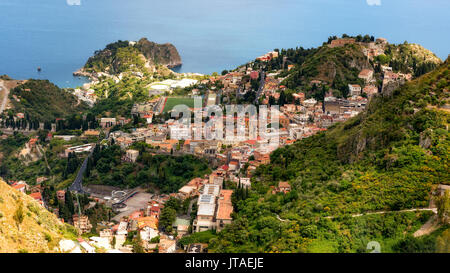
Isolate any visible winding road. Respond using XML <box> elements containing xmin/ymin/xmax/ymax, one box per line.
<box><xmin>68</xmin><ymin>148</ymin><xmax>92</xmax><ymax>194</ymax></box>
<box><xmin>253</xmin><ymin>71</ymin><xmax>265</xmax><ymax>104</ymax></box>
<box><xmin>69</xmin><ymin>130</ymin><xmax>110</xmax><ymax>193</ymax></box>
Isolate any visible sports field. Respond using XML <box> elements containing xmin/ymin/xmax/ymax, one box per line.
<box><xmin>163</xmin><ymin>97</ymin><xmax>196</xmax><ymax>113</ymax></box>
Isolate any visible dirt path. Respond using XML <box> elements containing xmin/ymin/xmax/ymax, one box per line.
<box><xmin>0</xmin><ymin>80</ymin><xmax>9</xmax><ymax>113</ymax></box>
<box><xmin>347</xmin><ymin>208</ymin><xmax>437</xmax><ymax>218</ymax></box>
<box><xmin>413</xmin><ymin>214</ymin><xmax>441</xmax><ymax>237</ymax></box>
<box><xmin>277</xmin><ymin>208</ymin><xmax>437</xmax><ymax>222</ymax></box>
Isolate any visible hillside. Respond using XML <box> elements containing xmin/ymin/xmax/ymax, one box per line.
<box><xmin>208</xmin><ymin>59</ymin><xmax>450</xmax><ymax>253</ymax></box>
<box><xmin>283</xmin><ymin>43</ymin><xmax>370</xmax><ymax>95</ymax></box>
<box><xmin>381</xmin><ymin>43</ymin><xmax>442</xmax><ymax>76</ymax></box>
<box><xmin>5</xmin><ymin>79</ymin><xmax>88</xmax><ymax>123</ymax></box>
<box><xmin>281</xmin><ymin>38</ymin><xmax>442</xmax><ymax>98</ymax></box>
<box><xmin>0</xmin><ymin>179</ymin><xmax>77</xmax><ymax>253</ymax></box>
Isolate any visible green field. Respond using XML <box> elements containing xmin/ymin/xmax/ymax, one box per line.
<box><xmin>163</xmin><ymin>97</ymin><xmax>196</xmax><ymax>113</ymax></box>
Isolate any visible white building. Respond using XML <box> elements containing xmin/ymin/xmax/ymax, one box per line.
<box><xmin>140</xmin><ymin>226</ymin><xmax>159</xmax><ymax>242</ymax></box>
<box><xmin>348</xmin><ymin>84</ymin><xmax>362</xmax><ymax>96</ymax></box>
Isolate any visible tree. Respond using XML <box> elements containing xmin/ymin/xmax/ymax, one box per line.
<box><xmin>436</xmin><ymin>190</ymin><xmax>450</xmax><ymax>224</ymax></box>
<box><xmin>65</xmin><ymin>190</ymin><xmax>75</xmax><ymax>215</ymax></box>
<box><xmin>159</xmin><ymin>207</ymin><xmax>176</xmax><ymax>233</ymax></box>
<box><xmin>13</xmin><ymin>202</ymin><xmax>25</xmax><ymax>229</ymax></box>
<box><xmin>436</xmin><ymin>229</ymin><xmax>450</xmax><ymax>253</ymax></box>
<box><xmin>278</xmin><ymin>90</ymin><xmax>286</xmax><ymax>106</ymax></box>
<box><xmin>132</xmin><ymin>233</ymin><xmax>145</xmax><ymax>253</ymax></box>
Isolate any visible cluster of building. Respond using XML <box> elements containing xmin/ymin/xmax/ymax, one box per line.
<box><xmin>72</xmin><ymin>83</ymin><xmax>97</xmax><ymax>107</ymax></box>
<box><xmin>9</xmin><ymin>180</ymin><xmax>46</xmax><ymax>206</ymax></box>
<box><xmin>256</xmin><ymin>50</ymin><xmax>279</xmax><ymax>62</ymax></box>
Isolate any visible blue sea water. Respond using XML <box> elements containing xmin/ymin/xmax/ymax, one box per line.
<box><xmin>0</xmin><ymin>0</ymin><xmax>449</xmax><ymax>88</ymax></box>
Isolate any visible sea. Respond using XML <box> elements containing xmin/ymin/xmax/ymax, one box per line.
<box><xmin>0</xmin><ymin>0</ymin><xmax>449</xmax><ymax>88</ymax></box>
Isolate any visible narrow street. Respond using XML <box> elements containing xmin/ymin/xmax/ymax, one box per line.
<box><xmin>253</xmin><ymin>70</ymin><xmax>265</xmax><ymax>104</ymax></box>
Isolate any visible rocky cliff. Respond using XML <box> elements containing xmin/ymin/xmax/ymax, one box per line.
<box><xmin>136</xmin><ymin>38</ymin><xmax>182</xmax><ymax>68</ymax></box>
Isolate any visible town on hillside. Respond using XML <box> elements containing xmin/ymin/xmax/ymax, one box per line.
<box><xmin>0</xmin><ymin>35</ymin><xmax>446</xmax><ymax>254</ymax></box>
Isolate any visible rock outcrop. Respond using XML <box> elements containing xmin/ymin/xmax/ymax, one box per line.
<box><xmin>136</xmin><ymin>38</ymin><xmax>182</xmax><ymax>68</ymax></box>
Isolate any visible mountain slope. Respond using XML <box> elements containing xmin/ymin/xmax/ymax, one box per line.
<box><xmin>6</xmin><ymin>79</ymin><xmax>88</xmax><ymax>122</ymax></box>
<box><xmin>292</xmin><ymin>43</ymin><xmax>370</xmax><ymax>84</ymax></box>
<box><xmin>0</xmin><ymin>180</ymin><xmax>77</xmax><ymax>253</ymax></box>
<box><xmin>383</xmin><ymin>43</ymin><xmax>442</xmax><ymax>76</ymax></box>
<box><xmin>209</xmin><ymin>59</ymin><xmax>450</xmax><ymax>253</ymax></box>
<box><xmin>281</xmin><ymin>38</ymin><xmax>442</xmax><ymax>98</ymax></box>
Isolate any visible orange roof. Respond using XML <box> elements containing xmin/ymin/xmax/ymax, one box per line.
<box><xmin>245</xmin><ymin>139</ymin><xmax>257</xmax><ymax>145</ymax></box>
<box><xmin>129</xmin><ymin>211</ymin><xmax>144</xmax><ymax>220</ymax></box>
<box><xmin>137</xmin><ymin>216</ymin><xmax>158</xmax><ymax>230</ymax></box>
<box><xmin>217</xmin><ymin>189</ymin><xmax>234</xmax><ymax>220</ymax></box>
<box><xmin>29</xmin><ymin>192</ymin><xmax>42</xmax><ymax>201</ymax></box>
<box><xmin>216</xmin><ymin>202</ymin><xmax>233</xmax><ymax>220</ymax></box>
<box><xmin>219</xmin><ymin>189</ymin><xmax>233</xmax><ymax>201</ymax></box>
<box><xmin>278</xmin><ymin>181</ymin><xmax>291</xmax><ymax>188</ymax></box>
<box><xmin>13</xmin><ymin>184</ymin><xmax>26</xmax><ymax>190</ymax></box>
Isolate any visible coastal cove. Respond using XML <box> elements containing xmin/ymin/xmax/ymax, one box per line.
<box><xmin>0</xmin><ymin>0</ymin><xmax>449</xmax><ymax>88</ymax></box>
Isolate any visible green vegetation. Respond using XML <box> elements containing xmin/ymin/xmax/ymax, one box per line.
<box><xmin>179</xmin><ymin>230</ymin><xmax>217</xmax><ymax>248</ymax></box>
<box><xmin>84</xmin><ymin>40</ymin><xmax>145</xmax><ymax>74</ymax></box>
<box><xmin>207</xmin><ymin>59</ymin><xmax>450</xmax><ymax>253</ymax></box>
<box><xmin>85</xmin><ymin>143</ymin><xmax>211</xmax><ymax>192</ymax></box>
<box><xmin>158</xmin><ymin>197</ymin><xmax>192</xmax><ymax>234</ymax></box>
<box><xmin>4</xmin><ymin>80</ymin><xmax>88</xmax><ymax>123</ymax></box>
<box><xmin>13</xmin><ymin>201</ymin><xmax>25</xmax><ymax>228</ymax></box>
<box><xmin>159</xmin><ymin>201</ymin><xmax>177</xmax><ymax>233</ymax></box>
<box><xmin>282</xmin><ymin>43</ymin><xmax>368</xmax><ymax>98</ymax></box>
<box><xmin>0</xmin><ymin>133</ymin><xmax>92</xmax><ymax>188</ymax></box>
<box><xmin>380</xmin><ymin>42</ymin><xmax>442</xmax><ymax>76</ymax></box>
<box><xmin>84</xmin><ymin>38</ymin><xmax>181</xmax><ymax>77</ymax></box>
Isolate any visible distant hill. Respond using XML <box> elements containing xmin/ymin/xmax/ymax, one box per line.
<box><xmin>80</xmin><ymin>38</ymin><xmax>181</xmax><ymax>76</ymax></box>
<box><xmin>0</xmin><ymin>179</ymin><xmax>77</xmax><ymax>253</ymax></box>
<box><xmin>7</xmin><ymin>79</ymin><xmax>88</xmax><ymax>122</ymax></box>
<box><xmin>209</xmin><ymin>59</ymin><xmax>450</xmax><ymax>253</ymax></box>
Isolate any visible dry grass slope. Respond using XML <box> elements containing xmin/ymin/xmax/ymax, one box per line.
<box><xmin>0</xmin><ymin>180</ymin><xmax>76</xmax><ymax>253</ymax></box>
